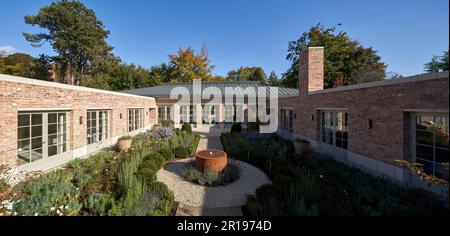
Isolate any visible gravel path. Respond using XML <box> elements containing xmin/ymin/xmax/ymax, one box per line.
<box><xmin>157</xmin><ymin>158</ymin><xmax>269</xmax><ymax>208</ymax></box>
<box><xmin>156</xmin><ymin>132</ymin><xmax>269</xmax><ymax>215</ymax></box>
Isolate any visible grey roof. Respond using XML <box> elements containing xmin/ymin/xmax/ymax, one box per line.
<box><xmin>120</xmin><ymin>81</ymin><xmax>298</xmax><ymax>98</ymax></box>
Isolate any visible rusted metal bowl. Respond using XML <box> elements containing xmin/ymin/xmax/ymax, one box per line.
<box><xmin>195</xmin><ymin>149</ymin><xmax>228</xmax><ymax>173</ymax></box>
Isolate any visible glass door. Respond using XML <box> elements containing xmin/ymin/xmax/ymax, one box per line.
<box><xmin>18</xmin><ymin>111</ymin><xmax>69</xmax><ymax>165</ymax></box>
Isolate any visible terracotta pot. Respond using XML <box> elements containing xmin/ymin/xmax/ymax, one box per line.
<box><xmin>117</xmin><ymin>139</ymin><xmax>132</xmax><ymax>152</ymax></box>
<box><xmin>294</xmin><ymin>141</ymin><xmax>311</xmax><ymax>155</ymax></box>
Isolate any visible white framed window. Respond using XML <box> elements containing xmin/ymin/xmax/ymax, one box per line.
<box><xmin>280</xmin><ymin>108</ymin><xmax>293</xmax><ymax>132</ymax></box>
<box><xmin>18</xmin><ymin>111</ymin><xmax>69</xmax><ymax>164</ymax></box>
<box><xmin>128</xmin><ymin>108</ymin><xmax>144</xmax><ymax>132</ymax></box>
<box><xmin>158</xmin><ymin>105</ymin><xmax>172</xmax><ymax>123</ymax></box>
<box><xmin>87</xmin><ymin>110</ymin><xmax>110</xmax><ymax>145</ymax></box>
<box><xmin>179</xmin><ymin>105</ymin><xmax>196</xmax><ymax>124</ymax></box>
<box><xmin>202</xmin><ymin>105</ymin><xmax>217</xmax><ymax>124</ymax></box>
<box><xmin>413</xmin><ymin>113</ymin><xmax>449</xmax><ymax>180</ymax></box>
<box><xmin>224</xmin><ymin>105</ymin><xmax>234</xmax><ymax>123</ymax></box>
<box><xmin>320</xmin><ymin>111</ymin><xmax>348</xmax><ymax>150</ymax></box>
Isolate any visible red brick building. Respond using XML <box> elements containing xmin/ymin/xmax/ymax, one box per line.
<box><xmin>0</xmin><ymin>74</ymin><xmax>157</xmax><ymax>172</ymax></box>
<box><xmin>277</xmin><ymin>47</ymin><xmax>449</xmax><ymax>192</ymax></box>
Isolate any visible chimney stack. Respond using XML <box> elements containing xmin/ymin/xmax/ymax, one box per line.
<box><xmin>299</xmin><ymin>47</ymin><xmax>324</xmax><ymax>95</ymax></box>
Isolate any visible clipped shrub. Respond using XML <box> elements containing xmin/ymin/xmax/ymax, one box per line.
<box><xmin>188</xmin><ymin>134</ymin><xmax>201</xmax><ymax>155</ymax></box>
<box><xmin>118</xmin><ymin>135</ymin><xmax>132</xmax><ymax>141</ymax></box>
<box><xmin>273</xmin><ymin>167</ymin><xmax>296</xmax><ymax>179</ymax></box>
<box><xmin>137</xmin><ymin>167</ymin><xmax>157</xmax><ymax>184</ymax></box>
<box><xmin>272</xmin><ymin>175</ymin><xmax>295</xmax><ymax>194</ymax></box>
<box><xmin>175</xmin><ymin>146</ymin><xmax>190</xmax><ymax>159</ymax></box>
<box><xmin>230</xmin><ymin>123</ymin><xmax>242</xmax><ymax>133</ymax></box>
<box><xmin>246</xmin><ymin>195</ymin><xmax>264</xmax><ymax>216</ymax></box>
<box><xmin>161</xmin><ymin>120</ymin><xmax>174</xmax><ymax>129</ymax></box>
<box><xmin>181</xmin><ymin>123</ymin><xmax>192</xmax><ymax>133</ymax></box>
<box><xmin>159</xmin><ymin>148</ymin><xmax>174</xmax><ymax>161</ymax></box>
<box><xmin>144</xmin><ymin>152</ymin><xmax>165</xmax><ymax>170</ymax></box>
<box><xmin>255</xmin><ymin>184</ymin><xmax>277</xmax><ymax>202</ymax></box>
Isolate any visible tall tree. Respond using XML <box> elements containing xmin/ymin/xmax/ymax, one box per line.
<box><xmin>226</xmin><ymin>67</ymin><xmax>268</xmax><ymax>84</ymax></box>
<box><xmin>148</xmin><ymin>63</ymin><xmax>171</xmax><ymax>85</ymax></box>
<box><xmin>31</xmin><ymin>54</ymin><xmax>53</xmax><ymax>80</ymax></box>
<box><xmin>168</xmin><ymin>46</ymin><xmax>214</xmax><ymax>82</ymax></box>
<box><xmin>281</xmin><ymin>23</ymin><xmax>386</xmax><ymax>88</ymax></box>
<box><xmin>23</xmin><ymin>0</ymin><xmax>114</xmax><ymax>85</ymax></box>
<box><xmin>425</xmin><ymin>50</ymin><xmax>449</xmax><ymax>72</ymax></box>
<box><xmin>268</xmin><ymin>71</ymin><xmax>280</xmax><ymax>86</ymax></box>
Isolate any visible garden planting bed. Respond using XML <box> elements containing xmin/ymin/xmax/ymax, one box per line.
<box><xmin>0</xmin><ymin>124</ymin><xmax>200</xmax><ymax>216</ymax></box>
<box><xmin>221</xmin><ymin>132</ymin><xmax>449</xmax><ymax>216</ymax></box>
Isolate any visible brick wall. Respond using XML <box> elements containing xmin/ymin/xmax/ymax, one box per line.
<box><xmin>279</xmin><ymin>47</ymin><xmax>449</xmax><ymax>170</ymax></box>
<box><xmin>0</xmin><ymin>74</ymin><xmax>156</xmax><ymax>168</ymax></box>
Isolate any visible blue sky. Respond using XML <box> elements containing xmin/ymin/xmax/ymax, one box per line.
<box><xmin>0</xmin><ymin>0</ymin><xmax>448</xmax><ymax>77</ymax></box>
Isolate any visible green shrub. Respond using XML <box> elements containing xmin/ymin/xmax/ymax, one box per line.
<box><xmin>0</xmin><ymin>180</ymin><xmax>10</xmax><ymax>193</ymax></box>
<box><xmin>272</xmin><ymin>175</ymin><xmax>295</xmax><ymax>194</ymax></box>
<box><xmin>159</xmin><ymin>148</ymin><xmax>174</xmax><ymax>161</ymax></box>
<box><xmin>246</xmin><ymin>195</ymin><xmax>264</xmax><ymax>216</ymax></box>
<box><xmin>175</xmin><ymin>146</ymin><xmax>190</xmax><ymax>158</ymax></box>
<box><xmin>188</xmin><ymin>134</ymin><xmax>201</xmax><ymax>155</ymax></box>
<box><xmin>118</xmin><ymin>135</ymin><xmax>132</xmax><ymax>141</ymax></box>
<box><xmin>147</xmin><ymin>181</ymin><xmax>175</xmax><ymax>215</ymax></box>
<box><xmin>294</xmin><ymin>138</ymin><xmax>310</xmax><ymax>144</ymax></box>
<box><xmin>13</xmin><ymin>170</ymin><xmax>82</xmax><ymax>216</ymax></box>
<box><xmin>144</xmin><ymin>152</ymin><xmax>165</xmax><ymax>170</ymax></box>
<box><xmin>118</xmin><ymin>152</ymin><xmax>145</xmax><ymax>196</ymax></box>
<box><xmin>83</xmin><ymin>192</ymin><xmax>113</xmax><ymax>216</ymax></box>
<box><xmin>220</xmin><ymin>134</ymin><xmax>232</xmax><ymax>154</ymax></box>
<box><xmin>255</xmin><ymin>184</ymin><xmax>277</xmax><ymax>202</ymax></box>
<box><xmin>137</xmin><ymin>167</ymin><xmax>157</xmax><ymax>185</ymax></box>
<box><xmin>181</xmin><ymin>123</ymin><xmax>192</xmax><ymax>133</ymax></box>
<box><xmin>273</xmin><ymin>167</ymin><xmax>296</xmax><ymax>179</ymax></box>
<box><xmin>230</xmin><ymin>123</ymin><xmax>242</xmax><ymax>133</ymax></box>
<box><xmin>73</xmin><ymin>171</ymin><xmax>93</xmax><ymax>189</ymax></box>
<box><xmin>161</xmin><ymin>120</ymin><xmax>174</xmax><ymax>129</ymax></box>
<box><xmin>181</xmin><ymin>161</ymin><xmax>240</xmax><ymax>186</ymax></box>
<box><xmin>198</xmin><ymin>170</ymin><xmax>219</xmax><ymax>186</ymax></box>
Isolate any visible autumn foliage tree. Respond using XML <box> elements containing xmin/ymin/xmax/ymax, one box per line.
<box><xmin>168</xmin><ymin>46</ymin><xmax>215</xmax><ymax>82</ymax></box>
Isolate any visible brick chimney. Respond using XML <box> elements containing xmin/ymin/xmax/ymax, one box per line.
<box><xmin>299</xmin><ymin>47</ymin><xmax>324</xmax><ymax>96</ymax></box>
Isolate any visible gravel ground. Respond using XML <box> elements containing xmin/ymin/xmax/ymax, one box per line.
<box><xmin>157</xmin><ymin>158</ymin><xmax>269</xmax><ymax>208</ymax></box>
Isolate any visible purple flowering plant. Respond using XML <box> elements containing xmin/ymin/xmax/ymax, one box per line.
<box><xmin>152</xmin><ymin>127</ymin><xmax>176</xmax><ymax>139</ymax></box>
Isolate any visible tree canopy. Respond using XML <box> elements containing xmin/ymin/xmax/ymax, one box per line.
<box><xmin>23</xmin><ymin>0</ymin><xmax>114</xmax><ymax>85</ymax></box>
<box><xmin>424</xmin><ymin>50</ymin><xmax>449</xmax><ymax>73</ymax></box>
<box><xmin>0</xmin><ymin>53</ymin><xmax>52</xmax><ymax>80</ymax></box>
<box><xmin>281</xmin><ymin>23</ymin><xmax>387</xmax><ymax>88</ymax></box>
<box><xmin>226</xmin><ymin>67</ymin><xmax>268</xmax><ymax>84</ymax></box>
<box><xmin>167</xmin><ymin>46</ymin><xmax>215</xmax><ymax>82</ymax></box>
